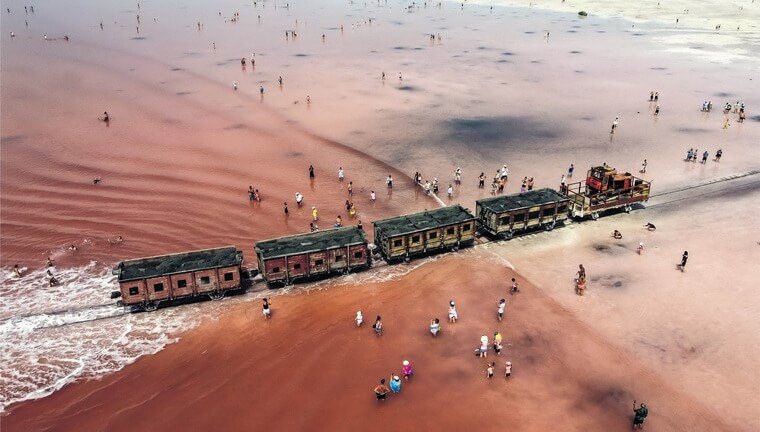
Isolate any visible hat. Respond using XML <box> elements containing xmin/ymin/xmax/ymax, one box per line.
<box><xmin>449</xmin><ymin>301</ymin><xmax>455</xmax><ymax>306</ymax></box>
<box><xmin>403</xmin><ymin>360</ymin><xmax>409</xmax><ymax>366</ymax></box>
<box><xmin>506</xmin><ymin>361</ymin><xmax>512</xmax><ymax>366</ymax></box>
<box><xmin>393</xmin><ymin>375</ymin><xmax>400</xmax><ymax>381</ymax></box>
<box><xmin>500</xmin><ymin>298</ymin><xmax>506</xmax><ymax>303</ymax></box>
<box><xmin>312</xmin><ymin>206</ymin><xmax>316</xmax><ymax>209</ymax></box>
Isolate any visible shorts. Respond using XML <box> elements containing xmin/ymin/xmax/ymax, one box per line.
<box><xmin>448</xmin><ymin>312</ymin><xmax>457</xmax><ymax>319</ymax></box>
<box><xmin>479</xmin><ymin>347</ymin><xmax>487</xmax><ymax>353</ymax></box>
<box><xmin>263</xmin><ymin>309</ymin><xmax>271</xmax><ymax>316</ymax></box>
<box><xmin>505</xmin><ymin>372</ymin><xmax>511</xmax><ymax>378</ymax></box>
<box><xmin>376</xmin><ymin>393</ymin><xmax>386</xmax><ymax>400</ymax></box>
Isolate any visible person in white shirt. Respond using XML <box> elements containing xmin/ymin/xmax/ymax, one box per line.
<box><xmin>355</xmin><ymin>311</ymin><xmax>363</xmax><ymax>327</ymax></box>
<box><xmin>295</xmin><ymin>192</ymin><xmax>303</xmax><ymax>207</ymax></box>
<box><xmin>430</xmin><ymin>318</ymin><xmax>441</xmax><ymax>336</ymax></box>
<box><xmin>338</xmin><ymin>167</ymin><xmax>344</xmax><ymax>180</ymax></box>
<box><xmin>448</xmin><ymin>301</ymin><xmax>458</xmax><ymax>323</ymax></box>
<box><xmin>370</xmin><ymin>191</ymin><xmax>376</xmax><ymax>201</ymax></box>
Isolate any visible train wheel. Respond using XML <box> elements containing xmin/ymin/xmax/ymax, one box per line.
<box><xmin>503</xmin><ymin>230</ymin><xmax>514</xmax><ymax>240</ymax></box>
<box><xmin>624</xmin><ymin>205</ymin><xmax>632</xmax><ymax>213</ymax></box>
<box><xmin>144</xmin><ymin>302</ymin><xmax>158</xmax><ymax>312</ymax></box>
<box><xmin>545</xmin><ymin>222</ymin><xmax>555</xmax><ymax>231</ymax></box>
<box><xmin>210</xmin><ymin>290</ymin><xmax>225</xmax><ymax>301</ymax></box>
<box><xmin>591</xmin><ymin>211</ymin><xmax>600</xmax><ymax>220</ymax></box>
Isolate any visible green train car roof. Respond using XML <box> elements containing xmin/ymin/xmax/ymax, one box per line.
<box><xmin>373</xmin><ymin>205</ymin><xmax>476</xmax><ymax>237</ymax></box>
<box><xmin>114</xmin><ymin>246</ymin><xmax>243</xmax><ymax>282</ymax></box>
<box><xmin>476</xmin><ymin>188</ymin><xmax>569</xmax><ymax>213</ymax></box>
<box><xmin>255</xmin><ymin>226</ymin><xmax>367</xmax><ymax>260</ymax></box>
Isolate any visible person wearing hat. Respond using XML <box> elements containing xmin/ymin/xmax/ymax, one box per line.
<box><xmin>389</xmin><ymin>374</ymin><xmax>401</xmax><ymax>393</ymax></box>
<box><xmin>402</xmin><ymin>360</ymin><xmax>413</xmax><ymax>380</ymax></box>
<box><xmin>505</xmin><ymin>361</ymin><xmax>512</xmax><ymax>378</ymax></box>
<box><xmin>312</xmin><ymin>206</ymin><xmax>318</xmax><ymax>221</ymax></box>
<box><xmin>430</xmin><ymin>318</ymin><xmax>441</xmax><ymax>336</ymax></box>
<box><xmin>448</xmin><ymin>300</ymin><xmax>458</xmax><ymax>323</ymax></box>
<box><xmin>374</xmin><ymin>379</ymin><xmax>390</xmax><ymax>401</ymax></box>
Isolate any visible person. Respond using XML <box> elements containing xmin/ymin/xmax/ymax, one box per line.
<box><xmin>233</xmin><ymin>81</ymin><xmax>238</xmax><ymax>90</ymax></box>
<box><xmin>13</xmin><ymin>264</ymin><xmax>22</xmax><ymax>278</ymax></box>
<box><xmin>338</xmin><ymin>167</ymin><xmax>344</xmax><ymax>180</ymax></box>
<box><xmin>433</xmin><ymin>179</ymin><xmax>439</xmax><ymax>194</ymax></box>
<box><xmin>249</xmin><ymin>186</ymin><xmax>255</xmax><ymax>201</ymax></box>
<box><xmin>69</xmin><ymin>245</ymin><xmax>77</xmax><ymax>252</ymax></box>
<box><xmin>486</xmin><ymin>362</ymin><xmax>495</xmax><ymax>378</ymax></box>
<box><xmin>510</xmin><ymin>277</ymin><xmax>519</xmax><ymax>294</ymax></box>
<box><xmin>576</xmin><ymin>275</ymin><xmax>586</xmax><ymax>296</ymax></box>
<box><xmin>46</xmin><ymin>257</ymin><xmax>54</xmax><ymax>267</ymax></box>
<box><xmin>309</xmin><ymin>222</ymin><xmax>318</xmax><ymax>232</ymax></box>
<box><xmin>389</xmin><ymin>375</ymin><xmax>401</xmax><ymax>394</ymax></box>
<box><xmin>702</xmin><ymin>150</ymin><xmax>708</xmax><ymax>164</ymax></box>
<box><xmin>335</xmin><ymin>215</ymin><xmax>343</xmax><ymax>228</ymax></box>
<box><xmin>93</xmin><ymin>177</ymin><xmax>102</xmax><ymax>184</ymax></box>
<box><xmin>568</xmin><ymin>163</ymin><xmax>574</xmax><ymax>177</ymax></box>
<box><xmin>374</xmin><ymin>379</ymin><xmax>390</xmax><ymax>401</ymax></box>
<box><xmin>493</xmin><ymin>332</ymin><xmax>502</xmax><ymax>355</ymax></box>
<box><xmin>455</xmin><ymin>167</ymin><xmax>461</xmax><ymax>184</ymax></box>
<box><xmin>283</xmin><ymin>202</ymin><xmax>289</xmax><ymax>215</ymax></box>
<box><xmin>611</xmin><ymin>116</ymin><xmax>619</xmax><ymax>133</ymax></box>
<box><xmin>357</xmin><ymin>220</ymin><xmax>363</xmax><ymax>230</ymax></box>
<box><xmin>654</xmin><ymin>105</ymin><xmax>660</xmax><ymax>115</ymax></box>
<box><xmin>644</xmin><ymin>223</ymin><xmax>656</xmax><ymax>231</ymax></box>
<box><xmin>259</xmin><ymin>85</ymin><xmax>264</xmax><ymax>95</ymax></box>
<box><xmin>309</xmin><ymin>165</ymin><xmax>315</xmax><ymax>178</ymax></box>
<box><xmin>381</xmin><ymin>71</ymin><xmax>385</xmax><ymax>80</ymax></box>
<box><xmin>424</xmin><ymin>181</ymin><xmax>431</xmax><ymax>195</ymax></box>
<box><xmin>402</xmin><ymin>360</ymin><xmax>413</xmax><ymax>380</ymax></box>
<box><xmin>108</xmin><ymin>236</ymin><xmax>124</xmax><ymax>244</ymax></box>
<box><xmin>641</xmin><ymin>159</ymin><xmax>647</xmax><ymax>173</ymax></box>
<box><xmin>386</xmin><ymin>175</ymin><xmax>393</xmax><ymax>188</ymax></box>
<box><xmin>479</xmin><ymin>172</ymin><xmax>485</xmax><ymax>188</ymax></box>
<box><xmin>348</xmin><ymin>182</ymin><xmax>353</xmax><ymax>196</ymax></box>
<box><xmin>448</xmin><ymin>300</ymin><xmax>458</xmax><ymax>323</ymax></box>
<box><xmin>633</xmin><ymin>402</ymin><xmax>648</xmax><ymax>428</ymax></box>
<box><xmin>370</xmin><ymin>191</ymin><xmax>376</xmax><ymax>201</ymax></box>
<box><xmin>356</xmin><ymin>310</ymin><xmax>363</xmax><ymax>327</ymax></box>
<box><xmin>679</xmin><ymin>251</ymin><xmax>688</xmax><ymax>271</ymax></box>
<box><xmin>373</xmin><ymin>316</ymin><xmax>382</xmax><ymax>335</ymax></box>
<box><xmin>262</xmin><ymin>298</ymin><xmax>271</xmax><ymax>318</ymax></box>
<box><xmin>715</xmin><ymin>149</ymin><xmax>722</xmax><ymax>161</ymax></box>
<box><xmin>99</xmin><ymin>111</ymin><xmax>109</xmax><ymax>122</ymax></box>
<box><xmin>47</xmin><ymin>270</ymin><xmax>59</xmax><ymax>287</ymax></box>
<box><xmin>447</xmin><ymin>184</ymin><xmax>453</xmax><ymax>197</ymax></box>
<box><xmin>654</xmin><ymin>92</ymin><xmax>659</xmax><ymax>101</ymax></box>
<box><xmin>649</xmin><ymin>91</ymin><xmax>654</xmax><ymax>102</ymax></box>
<box><xmin>349</xmin><ymin>204</ymin><xmax>357</xmax><ymax>218</ymax></box>
<box><xmin>278</xmin><ymin>76</ymin><xmax>283</xmax><ymax>85</ymax></box>
<box><xmin>430</xmin><ymin>318</ymin><xmax>441</xmax><ymax>336</ymax></box>
<box><xmin>478</xmin><ymin>335</ymin><xmax>489</xmax><ymax>358</ymax></box>
<box><xmin>497</xmin><ymin>299</ymin><xmax>506</xmax><ymax>322</ymax></box>
<box><xmin>613</xmin><ymin>230</ymin><xmax>623</xmax><ymax>239</ymax></box>
<box><xmin>577</xmin><ymin>264</ymin><xmax>586</xmax><ymax>280</ymax></box>
<box><xmin>295</xmin><ymin>192</ymin><xmax>303</xmax><ymax>207</ymax></box>
<box><xmin>254</xmin><ymin>189</ymin><xmax>261</xmax><ymax>201</ymax></box>
<box><xmin>505</xmin><ymin>361</ymin><xmax>512</xmax><ymax>378</ymax></box>
<box><xmin>560</xmin><ymin>174</ymin><xmax>566</xmax><ymax>192</ymax></box>
<box><xmin>637</xmin><ymin>242</ymin><xmax>644</xmax><ymax>255</ymax></box>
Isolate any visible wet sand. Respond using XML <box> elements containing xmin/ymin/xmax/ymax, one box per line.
<box><xmin>1</xmin><ymin>0</ymin><xmax>759</xmax><ymax>430</ymax></box>
<box><xmin>2</xmin><ymin>252</ymin><xmax>738</xmax><ymax>431</ymax></box>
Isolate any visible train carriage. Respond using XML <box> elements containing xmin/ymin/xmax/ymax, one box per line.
<box><xmin>373</xmin><ymin>205</ymin><xmax>476</xmax><ymax>262</ymax></box>
<box><xmin>112</xmin><ymin>246</ymin><xmax>244</xmax><ymax>311</ymax></box>
<box><xmin>476</xmin><ymin>188</ymin><xmax>570</xmax><ymax>239</ymax></box>
<box><xmin>255</xmin><ymin>226</ymin><xmax>369</xmax><ymax>286</ymax></box>
<box><xmin>564</xmin><ymin>164</ymin><xmax>651</xmax><ymax>219</ymax></box>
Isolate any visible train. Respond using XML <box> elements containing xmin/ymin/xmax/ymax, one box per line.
<box><xmin>113</xmin><ymin>164</ymin><xmax>650</xmax><ymax>311</ymax></box>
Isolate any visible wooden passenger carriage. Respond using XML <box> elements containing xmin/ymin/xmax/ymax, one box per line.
<box><xmin>254</xmin><ymin>226</ymin><xmax>369</xmax><ymax>286</ymax></box>
<box><xmin>564</xmin><ymin>164</ymin><xmax>651</xmax><ymax>220</ymax></box>
<box><xmin>113</xmin><ymin>246</ymin><xmax>244</xmax><ymax>311</ymax></box>
<box><xmin>476</xmin><ymin>188</ymin><xmax>570</xmax><ymax>239</ymax></box>
<box><xmin>373</xmin><ymin>205</ymin><xmax>476</xmax><ymax>262</ymax></box>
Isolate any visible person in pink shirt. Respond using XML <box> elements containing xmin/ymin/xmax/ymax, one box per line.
<box><xmin>402</xmin><ymin>360</ymin><xmax>414</xmax><ymax>380</ymax></box>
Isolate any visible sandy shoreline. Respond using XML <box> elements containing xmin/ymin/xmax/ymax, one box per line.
<box><xmin>2</xmin><ymin>0</ymin><xmax>759</xmax><ymax>430</ymax></box>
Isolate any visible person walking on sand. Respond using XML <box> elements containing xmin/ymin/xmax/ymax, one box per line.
<box><xmin>373</xmin><ymin>315</ymin><xmax>383</xmax><ymax>335</ymax></box>
<box><xmin>478</xmin><ymin>335</ymin><xmax>489</xmax><ymax>358</ymax></box>
<box><xmin>386</xmin><ymin>175</ymin><xmax>393</xmax><ymax>188</ymax></box>
<box><xmin>447</xmin><ymin>184</ymin><xmax>453</xmax><ymax>197</ymax></box>
<box><xmin>402</xmin><ymin>360</ymin><xmax>414</xmax><ymax>380</ymax></box>
<box><xmin>430</xmin><ymin>318</ymin><xmax>441</xmax><ymax>336</ymax></box>
<box><xmin>233</xmin><ymin>81</ymin><xmax>238</xmax><ymax>90</ymax></box>
<box><xmin>355</xmin><ymin>310</ymin><xmax>363</xmax><ymax>327</ymax></box>
<box><xmin>13</xmin><ymin>264</ymin><xmax>22</xmax><ymax>278</ymax></box>
<box><xmin>486</xmin><ymin>362</ymin><xmax>496</xmax><ymax>378</ymax></box>
<box><xmin>262</xmin><ymin>298</ymin><xmax>272</xmax><ymax>318</ymax></box>
<box><xmin>654</xmin><ymin>105</ymin><xmax>660</xmax><ymax>115</ymax></box>
<box><xmin>679</xmin><ymin>251</ymin><xmax>688</xmax><ymax>271</ymax></box>
<box><xmin>577</xmin><ymin>264</ymin><xmax>586</xmax><ymax>280</ymax></box>
<box><xmin>497</xmin><ymin>298</ymin><xmax>506</xmax><ymax>322</ymax></box>
<box><xmin>283</xmin><ymin>202</ymin><xmax>289</xmax><ymax>215</ymax></box>
<box><xmin>493</xmin><ymin>331</ymin><xmax>503</xmax><ymax>355</ymax></box>
<box><xmin>715</xmin><ymin>149</ymin><xmax>722</xmax><ymax>162</ymax></box>
<box><xmin>309</xmin><ymin>165</ymin><xmax>315</xmax><ymax>178</ymax></box>
<box><xmin>389</xmin><ymin>375</ymin><xmax>402</xmax><ymax>394</ymax></box>
<box><xmin>632</xmin><ymin>401</ymin><xmax>649</xmax><ymax>429</ymax></box>
<box><xmin>479</xmin><ymin>172</ymin><xmax>486</xmax><ymax>188</ymax></box>
<box><xmin>338</xmin><ymin>167</ymin><xmax>344</xmax><ymax>181</ymax></box>
<box><xmin>637</xmin><ymin>242</ymin><xmax>644</xmax><ymax>255</ymax></box>
<box><xmin>249</xmin><ymin>186</ymin><xmax>255</xmax><ymax>201</ymax></box>
<box><xmin>505</xmin><ymin>361</ymin><xmax>512</xmax><ymax>378</ymax></box>
<box><xmin>374</xmin><ymin>379</ymin><xmax>390</xmax><ymax>401</ymax></box>
<box><xmin>641</xmin><ymin>159</ymin><xmax>647</xmax><ymax>173</ymax></box>
<box><xmin>312</xmin><ymin>206</ymin><xmax>318</xmax><ymax>221</ymax></box>
<box><xmin>701</xmin><ymin>150</ymin><xmax>708</xmax><ymax>164</ymax></box>
<box><xmin>611</xmin><ymin>116</ymin><xmax>619</xmax><ymax>133</ymax></box>
<box><xmin>510</xmin><ymin>277</ymin><xmax>520</xmax><ymax>295</ymax></box>
<box><xmin>295</xmin><ymin>192</ymin><xmax>303</xmax><ymax>207</ymax></box>
<box><xmin>448</xmin><ymin>300</ymin><xmax>458</xmax><ymax>323</ymax></box>
<box><xmin>568</xmin><ymin>163</ymin><xmax>574</xmax><ymax>177</ymax></box>
<box><xmin>370</xmin><ymin>190</ymin><xmax>376</xmax><ymax>201</ymax></box>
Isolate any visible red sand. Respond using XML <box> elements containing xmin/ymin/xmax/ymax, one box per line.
<box><xmin>3</xmin><ymin>252</ymin><xmax>734</xmax><ymax>431</ymax></box>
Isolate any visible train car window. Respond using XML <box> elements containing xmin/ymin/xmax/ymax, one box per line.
<box><xmin>129</xmin><ymin>286</ymin><xmax>139</xmax><ymax>296</ymax></box>
<box><xmin>200</xmin><ymin>276</ymin><xmax>211</xmax><ymax>285</ymax></box>
<box><xmin>499</xmin><ymin>216</ymin><xmax>509</xmax><ymax>226</ymax></box>
<box><xmin>529</xmin><ymin>211</ymin><xmax>540</xmax><ymax>220</ymax></box>
<box><xmin>354</xmin><ymin>251</ymin><xmax>363</xmax><ymax>259</ymax></box>
<box><xmin>558</xmin><ymin>205</ymin><xmax>567</xmax><ymax>214</ymax></box>
<box><xmin>335</xmin><ymin>255</ymin><xmax>345</xmax><ymax>262</ymax></box>
<box><xmin>446</xmin><ymin>227</ymin><xmax>455</xmax><ymax>235</ymax></box>
<box><xmin>272</xmin><ymin>267</ymin><xmax>280</xmax><ymax>273</ymax></box>
<box><xmin>412</xmin><ymin>235</ymin><xmax>420</xmax><ymax>243</ymax></box>
<box><xmin>153</xmin><ymin>283</ymin><xmax>164</xmax><ymax>292</ymax></box>
<box><xmin>514</xmin><ymin>213</ymin><xmax>525</xmax><ymax>222</ymax></box>
<box><xmin>393</xmin><ymin>239</ymin><xmax>403</xmax><ymax>247</ymax></box>
<box><xmin>315</xmin><ymin>259</ymin><xmax>324</xmax><ymax>266</ymax></box>
<box><xmin>224</xmin><ymin>272</ymin><xmax>234</xmax><ymax>281</ymax></box>
<box><xmin>177</xmin><ymin>279</ymin><xmax>187</xmax><ymax>288</ymax></box>
<box><xmin>462</xmin><ymin>224</ymin><xmax>471</xmax><ymax>232</ymax></box>
<box><xmin>429</xmin><ymin>232</ymin><xmax>438</xmax><ymax>239</ymax></box>
<box><xmin>293</xmin><ymin>264</ymin><xmax>301</xmax><ymax>270</ymax></box>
